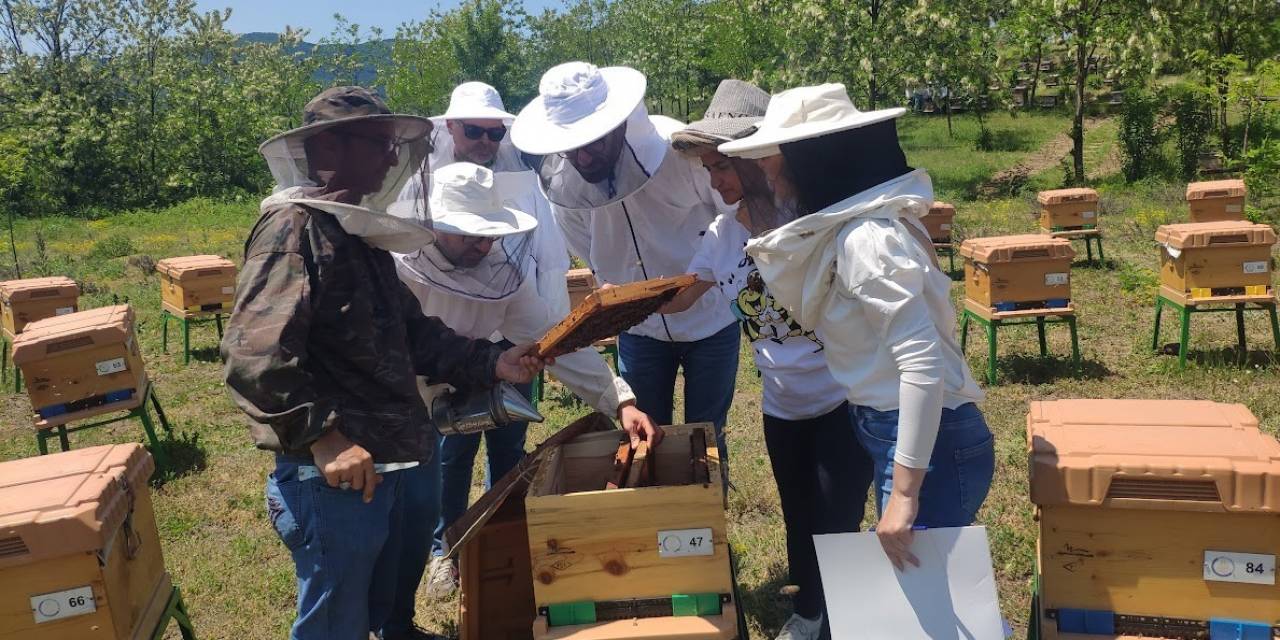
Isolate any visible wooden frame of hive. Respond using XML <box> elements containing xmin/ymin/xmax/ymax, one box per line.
<box><xmin>0</xmin><ymin>277</ymin><xmax>79</xmax><ymax>338</ymax></box>
<box><xmin>1186</xmin><ymin>179</ymin><xmax>1246</xmax><ymax>223</ymax></box>
<box><xmin>1037</xmin><ymin>188</ymin><xmax>1099</xmax><ymax>232</ymax></box>
<box><xmin>154</xmin><ymin>255</ymin><xmax>236</xmax><ymax>315</ymax></box>
<box><xmin>960</xmin><ymin>235</ymin><xmax>1075</xmax><ymax>312</ymax></box>
<box><xmin>922</xmin><ymin>202</ymin><xmax>956</xmax><ymax>243</ymax></box>
<box><xmin>1155</xmin><ymin>220</ymin><xmax>1276</xmax><ymax>303</ymax></box>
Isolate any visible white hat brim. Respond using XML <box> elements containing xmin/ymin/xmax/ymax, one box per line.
<box><xmin>432</xmin><ymin>206</ymin><xmax>538</xmax><ymax>238</ymax></box>
<box><xmin>429</xmin><ymin>106</ymin><xmax>516</xmax><ymax>125</ymax></box>
<box><xmin>718</xmin><ymin>107</ymin><xmax>906</xmax><ymax>159</ymax></box>
<box><xmin>511</xmin><ymin>67</ymin><xmax>647</xmax><ymax>156</ymax></box>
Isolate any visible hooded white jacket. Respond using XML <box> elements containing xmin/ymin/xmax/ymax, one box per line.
<box><xmin>542</xmin><ymin>106</ymin><xmax>737</xmax><ymax>342</ymax></box>
<box><xmin>745</xmin><ymin>169</ymin><xmax>983</xmax><ymax>469</ymax></box>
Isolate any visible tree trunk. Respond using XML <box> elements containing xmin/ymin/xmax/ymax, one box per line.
<box><xmin>1242</xmin><ymin>100</ymin><xmax>1252</xmax><ymax>157</ymax></box>
<box><xmin>1216</xmin><ymin>68</ymin><xmax>1230</xmax><ymax>156</ymax></box>
<box><xmin>1029</xmin><ymin>43</ymin><xmax>1042</xmax><ymax>109</ymax></box>
<box><xmin>945</xmin><ymin>93</ymin><xmax>953</xmax><ymax>138</ymax></box>
<box><xmin>1071</xmin><ymin>23</ymin><xmax>1087</xmax><ymax>185</ymax></box>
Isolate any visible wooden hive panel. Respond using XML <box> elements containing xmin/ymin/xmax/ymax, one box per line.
<box><xmin>537</xmin><ymin>275</ymin><xmax>695</xmax><ymax>359</ymax></box>
<box><xmin>0</xmin><ymin>277</ymin><xmax>80</xmax><ymax>336</ymax></box>
<box><xmin>1155</xmin><ymin>221</ymin><xmax>1276</xmax><ymax>298</ymax></box>
<box><xmin>1186</xmin><ymin>179</ymin><xmax>1246</xmax><ymax>223</ymax></box>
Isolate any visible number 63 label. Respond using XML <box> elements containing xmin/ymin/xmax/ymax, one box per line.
<box><xmin>30</xmin><ymin>585</ymin><xmax>96</xmax><ymax>623</ymax></box>
<box><xmin>1204</xmin><ymin>550</ymin><xmax>1275</xmax><ymax>585</ymax></box>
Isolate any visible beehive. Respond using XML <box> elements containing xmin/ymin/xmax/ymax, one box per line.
<box><xmin>922</xmin><ymin>201</ymin><xmax>956</xmax><ymax>242</ymax></box>
<box><xmin>12</xmin><ymin>306</ymin><xmax>147</xmax><ymax>420</ymax></box>
<box><xmin>1186</xmin><ymin>179</ymin><xmax>1246</xmax><ymax>223</ymax></box>
<box><xmin>1029</xmin><ymin>399</ymin><xmax>1280</xmax><ymax>639</ymax></box>
<box><xmin>155</xmin><ymin>255</ymin><xmax>236</xmax><ymax>314</ymax></box>
<box><xmin>1155</xmin><ymin>221</ymin><xmax>1276</xmax><ymax>301</ymax></box>
<box><xmin>0</xmin><ymin>277</ymin><xmax>79</xmax><ymax>337</ymax></box>
<box><xmin>0</xmin><ymin>444</ymin><xmax>170</xmax><ymax>640</ymax></box>
<box><xmin>1037</xmin><ymin>188</ymin><xmax>1099</xmax><ymax>232</ymax></box>
<box><xmin>961</xmin><ymin>235</ymin><xmax>1075</xmax><ymax>312</ymax></box>
<box><xmin>565</xmin><ymin>268</ymin><xmax>596</xmax><ymax>311</ymax></box>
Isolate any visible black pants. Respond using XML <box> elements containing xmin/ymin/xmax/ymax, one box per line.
<box><xmin>763</xmin><ymin>402</ymin><xmax>874</xmax><ymax>620</ymax></box>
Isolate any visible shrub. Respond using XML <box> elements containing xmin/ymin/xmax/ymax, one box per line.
<box><xmin>1166</xmin><ymin>84</ymin><xmax>1214</xmax><ymax>181</ymax></box>
<box><xmin>1118</xmin><ymin>89</ymin><xmax>1162</xmax><ymax>182</ymax></box>
<box><xmin>87</xmin><ymin>235</ymin><xmax>136</xmax><ymax>260</ymax></box>
<box><xmin>1244</xmin><ymin>138</ymin><xmax>1280</xmax><ymax>200</ymax></box>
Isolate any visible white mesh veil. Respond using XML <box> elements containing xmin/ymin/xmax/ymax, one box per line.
<box><xmin>535</xmin><ymin>103</ymin><xmax>672</xmax><ymax>211</ymax></box>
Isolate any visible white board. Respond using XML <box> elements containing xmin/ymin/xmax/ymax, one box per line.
<box><xmin>814</xmin><ymin>526</ymin><xmax>1004</xmax><ymax>639</ymax></box>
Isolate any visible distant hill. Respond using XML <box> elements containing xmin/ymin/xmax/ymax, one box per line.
<box><xmin>236</xmin><ymin>32</ymin><xmax>392</xmax><ymax>87</ymax></box>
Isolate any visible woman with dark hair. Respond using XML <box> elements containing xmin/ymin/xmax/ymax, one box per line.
<box><xmin>719</xmin><ymin>84</ymin><xmax>995</xmax><ymax>574</ymax></box>
<box><xmin>663</xmin><ymin>79</ymin><xmax>873</xmax><ymax>640</ymax></box>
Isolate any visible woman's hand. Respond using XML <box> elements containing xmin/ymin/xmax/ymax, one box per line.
<box><xmin>876</xmin><ymin>463</ymin><xmax>926</xmax><ymax>571</ymax></box>
<box><xmin>618</xmin><ymin>401</ymin><xmax>663</xmax><ymax>447</ymax></box>
<box><xmin>496</xmin><ymin>344</ymin><xmax>552</xmax><ymax>383</ymax></box>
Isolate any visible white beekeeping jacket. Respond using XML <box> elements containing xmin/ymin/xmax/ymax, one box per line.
<box><xmin>536</xmin><ymin>104</ymin><xmax>737</xmax><ymax>342</ymax></box>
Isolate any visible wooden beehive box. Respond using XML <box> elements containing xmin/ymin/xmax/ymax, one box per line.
<box><xmin>155</xmin><ymin>255</ymin><xmax>236</xmax><ymax>314</ymax></box>
<box><xmin>921</xmin><ymin>201</ymin><xmax>956</xmax><ymax>243</ymax></box>
<box><xmin>12</xmin><ymin>306</ymin><xmax>147</xmax><ymax>420</ymax></box>
<box><xmin>961</xmin><ymin>235</ymin><xmax>1075</xmax><ymax>312</ymax></box>
<box><xmin>1186</xmin><ymin>179</ymin><xmax>1246</xmax><ymax>223</ymax></box>
<box><xmin>1029</xmin><ymin>399</ymin><xmax>1280</xmax><ymax>640</ymax></box>
<box><xmin>1155</xmin><ymin>221</ymin><xmax>1276</xmax><ymax>302</ymax></box>
<box><xmin>565</xmin><ymin>268</ymin><xmax>597</xmax><ymax>312</ymax></box>
<box><xmin>1037</xmin><ymin>188</ymin><xmax>1099</xmax><ymax>232</ymax></box>
<box><xmin>0</xmin><ymin>444</ymin><xmax>170</xmax><ymax>640</ymax></box>
<box><xmin>0</xmin><ymin>277</ymin><xmax>79</xmax><ymax>337</ymax></box>
<box><xmin>537</xmin><ymin>275</ymin><xmax>695</xmax><ymax>359</ymax></box>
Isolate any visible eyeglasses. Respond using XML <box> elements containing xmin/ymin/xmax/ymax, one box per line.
<box><xmin>462</xmin><ymin>123</ymin><xmax>506</xmax><ymax>142</ymax></box>
<box><xmin>341</xmin><ymin>131</ymin><xmax>399</xmax><ymax>154</ymax></box>
<box><xmin>557</xmin><ymin>136</ymin><xmax>609</xmax><ymax>160</ymax></box>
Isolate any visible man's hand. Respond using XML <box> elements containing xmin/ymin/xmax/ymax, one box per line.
<box><xmin>618</xmin><ymin>401</ymin><xmax>663</xmax><ymax>447</ymax></box>
<box><xmin>876</xmin><ymin>463</ymin><xmax>926</xmax><ymax>571</ymax></box>
<box><xmin>310</xmin><ymin>428</ymin><xmax>381</xmax><ymax>503</ymax></box>
<box><xmin>496</xmin><ymin>343</ymin><xmax>552</xmax><ymax>384</ymax></box>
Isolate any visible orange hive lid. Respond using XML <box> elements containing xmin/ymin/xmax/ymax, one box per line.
<box><xmin>11</xmin><ymin>305</ymin><xmax>135</xmax><ymax>365</ymax></box>
<box><xmin>926</xmin><ymin>201</ymin><xmax>956</xmax><ymax>216</ymax></box>
<box><xmin>1154</xmin><ymin>220</ymin><xmax>1276</xmax><ymax>249</ymax></box>
<box><xmin>1186</xmin><ymin>179</ymin><xmax>1246</xmax><ymax>201</ymax></box>
<box><xmin>1037</xmin><ymin>187</ymin><xmax>1098</xmax><ymax>205</ymax></box>
<box><xmin>0</xmin><ymin>276</ymin><xmax>79</xmax><ymax>303</ymax></box>
<box><xmin>0</xmin><ymin>444</ymin><xmax>154</xmax><ymax>568</ymax></box>
<box><xmin>1028</xmin><ymin>399</ymin><xmax>1280</xmax><ymax>512</ymax></box>
<box><xmin>155</xmin><ymin>254</ymin><xmax>236</xmax><ymax>279</ymax></box>
<box><xmin>959</xmin><ymin>234</ymin><xmax>1075</xmax><ymax>263</ymax></box>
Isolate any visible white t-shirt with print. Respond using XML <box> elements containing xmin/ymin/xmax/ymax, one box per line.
<box><xmin>688</xmin><ymin>212</ymin><xmax>846</xmax><ymax>421</ymax></box>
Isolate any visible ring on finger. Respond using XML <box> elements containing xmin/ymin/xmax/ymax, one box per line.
<box><xmin>339</xmin><ymin>481</ymin><xmax>352</xmax><ymax>490</ymax></box>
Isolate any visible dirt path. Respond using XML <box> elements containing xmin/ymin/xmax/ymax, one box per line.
<box><xmin>978</xmin><ymin>117</ymin><xmax>1108</xmax><ymax>196</ymax></box>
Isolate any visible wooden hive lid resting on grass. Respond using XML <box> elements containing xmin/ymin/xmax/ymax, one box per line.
<box><xmin>1154</xmin><ymin>220</ymin><xmax>1277</xmax><ymax>249</ymax></box>
<box><xmin>1036</xmin><ymin>187</ymin><xmax>1098</xmax><ymax>205</ymax></box>
<box><xmin>1027</xmin><ymin>399</ymin><xmax>1280</xmax><ymax>512</ymax></box>
<box><xmin>10</xmin><ymin>304</ymin><xmax>135</xmax><ymax>366</ymax></box>
<box><xmin>0</xmin><ymin>443</ymin><xmax>153</xmax><ymax>568</ymax></box>
<box><xmin>0</xmin><ymin>275</ymin><xmax>79</xmax><ymax>303</ymax></box>
<box><xmin>1185</xmin><ymin>178</ymin><xmax>1246</xmax><ymax>201</ymax></box>
<box><xmin>155</xmin><ymin>254</ymin><xmax>236</xmax><ymax>281</ymax></box>
<box><xmin>958</xmin><ymin>234</ymin><xmax>1075</xmax><ymax>264</ymax></box>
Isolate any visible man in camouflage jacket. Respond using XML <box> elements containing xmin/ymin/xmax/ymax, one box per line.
<box><xmin>221</xmin><ymin>86</ymin><xmax>545</xmax><ymax>640</ymax></box>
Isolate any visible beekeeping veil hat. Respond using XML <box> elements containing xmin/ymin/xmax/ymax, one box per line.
<box><xmin>394</xmin><ymin>162</ymin><xmax>538</xmax><ymax>302</ymax></box>
<box><xmin>258</xmin><ymin>86</ymin><xmax>435</xmax><ymax>253</ymax></box>
<box><xmin>512</xmin><ymin>62</ymin><xmax>668</xmax><ymax>209</ymax></box>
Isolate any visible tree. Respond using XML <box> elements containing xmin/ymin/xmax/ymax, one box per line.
<box><xmin>908</xmin><ymin>0</ymin><xmax>1009</xmax><ymax>140</ymax></box>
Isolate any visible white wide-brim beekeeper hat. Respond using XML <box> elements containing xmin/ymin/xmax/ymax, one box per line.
<box><xmin>719</xmin><ymin>83</ymin><xmax>906</xmax><ymax>159</ymax></box>
<box><xmin>414</xmin><ymin>162</ymin><xmax>538</xmax><ymax>238</ymax></box>
<box><xmin>430</xmin><ymin>81</ymin><xmax>517</xmax><ymax>125</ymax></box>
<box><xmin>511</xmin><ymin>62</ymin><xmax>647</xmax><ymax>156</ymax></box>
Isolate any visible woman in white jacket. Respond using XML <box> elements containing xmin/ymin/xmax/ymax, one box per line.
<box><xmin>719</xmin><ymin>84</ymin><xmax>994</xmax><ymax>571</ymax></box>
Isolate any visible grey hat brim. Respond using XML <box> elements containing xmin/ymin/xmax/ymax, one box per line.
<box><xmin>682</xmin><ymin>115</ymin><xmax>762</xmax><ymax>140</ymax></box>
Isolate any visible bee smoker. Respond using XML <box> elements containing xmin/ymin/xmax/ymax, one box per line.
<box><xmin>430</xmin><ymin>382</ymin><xmax>544</xmax><ymax>437</ymax></box>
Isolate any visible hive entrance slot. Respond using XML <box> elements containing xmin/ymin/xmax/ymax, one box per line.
<box><xmin>47</xmin><ymin>336</ymin><xmax>94</xmax><ymax>353</ymax></box>
<box><xmin>1208</xmin><ymin>234</ymin><xmax>1248</xmax><ymax>244</ymax></box>
<box><xmin>1012</xmin><ymin>249</ymin><xmax>1051</xmax><ymax>259</ymax></box>
<box><xmin>1106</xmin><ymin>478</ymin><xmax>1221</xmax><ymax>502</ymax></box>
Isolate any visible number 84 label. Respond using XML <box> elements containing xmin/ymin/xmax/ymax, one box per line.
<box><xmin>1204</xmin><ymin>550</ymin><xmax>1276</xmax><ymax>585</ymax></box>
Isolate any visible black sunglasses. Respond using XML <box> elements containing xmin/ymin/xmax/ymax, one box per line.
<box><xmin>462</xmin><ymin>123</ymin><xmax>507</xmax><ymax>142</ymax></box>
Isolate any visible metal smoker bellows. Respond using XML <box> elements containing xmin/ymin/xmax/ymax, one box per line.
<box><xmin>431</xmin><ymin>382</ymin><xmax>544</xmax><ymax>437</ymax></box>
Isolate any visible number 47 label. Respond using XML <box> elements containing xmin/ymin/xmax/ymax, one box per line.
<box><xmin>658</xmin><ymin>528</ymin><xmax>714</xmax><ymax>558</ymax></box>
<box><xmin>1204</xmin><ymin>550</ymin><xmax>1275</xmax><ymax>585</ymax></box>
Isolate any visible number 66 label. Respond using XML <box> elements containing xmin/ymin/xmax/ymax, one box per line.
<box><xmin>30</xmin><ymin>585</ymin><xmax>96</xmax><ymax>623</ymax></box>
<box><xmin>1204</xmin><ymin>550</ymin><xmax>1276</xmax><ymax>585</ymax></box>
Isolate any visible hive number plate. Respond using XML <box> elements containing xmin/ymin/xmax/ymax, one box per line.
<box><xmin>658</xmin><ymin>528</ymin><xmax>714</xmax><ymax>558</ymax></box>
<box><xmin>95</xmin><ymin>357</ymin><xmax>127</xmax><ymax>376</ymax></box>
<box><xmin>55</xmin><ymin>306</ymin><xmax>74</xmax><ymax>315</ymax></box>
<box><xmin>1204</xmin><ymin>550</ymin><xmax>1275</xmax><ymax>585</ymax></box>
<box><xmin>1045</xmin><ymin>273</ymin><xmax>1069</xmax><ymax>286</ymax></box>
<box><xmin>31</xmin><ymin>585</ymin><xmax>96</xmax><ymax>623</ymax></box>
<box><xmin>1243</xmin><ymin>261</ymin><xmax>1269</xmax><ymax>274</ymax></box>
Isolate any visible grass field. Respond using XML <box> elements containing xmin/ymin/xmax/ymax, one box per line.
<box><xmin>3</xmin><ymin>111</ymin><xmax>1279</xmax><ymax>639</ymax></box>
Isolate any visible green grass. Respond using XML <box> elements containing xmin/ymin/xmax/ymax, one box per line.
<box><xmin>4</xmin><ymin>113</ymin><xmax>1280</xmax><ymax>639</ymax></box>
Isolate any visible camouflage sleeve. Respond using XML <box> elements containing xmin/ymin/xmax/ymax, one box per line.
<box><xmin>222</xmin><ymin>249</ymin><xmax>340</xmax><ymax>452</ymax></box>
<box><xmin>399</xmin><ymin>282</ymin><xmax>504</xmax><ymax>389</ymax></box>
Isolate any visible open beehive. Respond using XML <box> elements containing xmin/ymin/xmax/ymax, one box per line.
<box><xmin>155</xmin><ymin>255</ymin><xmax>237</xmax><ymax>314</ymax></box>
<box><xmin>1029</xmin><ymin>399</ymin><xmax>1280</xmax><ymax>640</ymax></box>
<box><xmin>537</xmin><ymin>275</ymin><xmax>696</xmax><ymax>359</ymax></box>
<box><xmin>921</xmin><ymin>201</ymin><xmax>956</xmax><ymax>243</ymax></box>
<box><xmin>1155</xmin><ymin>220</ymin><xmax>1276</xmax><ymax>303</ymax></box>
<box><xmin>0</xmin><ymin>444</ymin><xmax>170</xmax><ymax>640</ymax></box>
<box><xmin>1038</xmin><ymin>188</ymin><xmax>1099</xmax><ymax>232</ymax></box>
<box><xmin>961</xmin><ymin>234</ymin><xmax>1075</xmax><ymax>312</ymax></box>
<box><xmin>446</xmin><ymin>414</ymin><xmax>738</xmax><ymax>640</ymax></box>
<box><xmin>565</xmin><ymin>269</ymin><xmax>597</xmax><ymax>312</ymax></box>
<box><xmin>12</xmin><ymin>306</ymin><xmax>147</xmax><ymax>421</ymax></box>
<box><xmin>0</xmin><ymin>277</ymin><xmax>79</xmax><ymax>337</ymax></box>
<box><xmin>1186</xmin><ymin>179</ymin><xmax>1246</xmax><ymax>223</ymax></box>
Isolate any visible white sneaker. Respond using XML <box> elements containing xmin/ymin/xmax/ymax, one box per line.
<box><xmin>424</xmin><ymin>555</ymin><xmax>458</xmax><ymax>597</ymax></box>
<box><xmin>774</xmin><ymin>613</ymin><xmax>823</xmax><ymax>640</ymax></box>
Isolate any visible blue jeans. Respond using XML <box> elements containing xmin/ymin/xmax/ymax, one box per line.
<box><xmin>382</xmin><ymin>449</ymin><xmax>442</xmax><ymax>637</ymax></box>
<box><xmin>851</xmin><ymin>402</ymin><xmax>995</xmax><ymax>527</ymax></box>
<box><xmin>431</xmin><ymin>382</ymin><xmax>533</xmax><ymax>557</ymax></box>
<box><xmin>265</xmin><ymin>457</ymin><xmax>407</xmax><ymax>640</ymax></box>
<box><xmin>617</xmin><ymin>322</ymin><xmax>740</xmax><ymax>462</ymax></box>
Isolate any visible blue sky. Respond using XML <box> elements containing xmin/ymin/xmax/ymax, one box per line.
<box><xmin>195</xmin><ymin>0</ymin><xmax>562</xmax><ymax>38</ymax></box>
